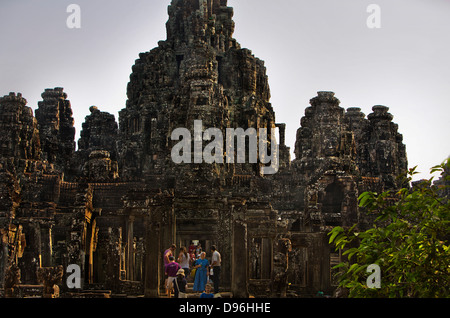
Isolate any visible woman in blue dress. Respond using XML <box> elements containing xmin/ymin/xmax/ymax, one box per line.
<box><xmin>193</xmin><ymin>252</ymin><xmax>209</xmax><ymax>292</ymax></box>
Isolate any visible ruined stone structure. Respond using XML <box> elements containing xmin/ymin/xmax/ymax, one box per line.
<box><xmin>0</xmin><ymin>0</ymin><xmax>408</xmax><ymax>298</ymax></box>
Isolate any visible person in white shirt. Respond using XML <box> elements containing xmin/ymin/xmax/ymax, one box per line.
<box><xmin>177</xmin><ymin>246</ymin><xmax>191</xmax><ymax>278</ymax></box>
<box><xmin>210</xmin><ymin>245</ymin><xmax>221</xmax><ymax>294</ymax></box>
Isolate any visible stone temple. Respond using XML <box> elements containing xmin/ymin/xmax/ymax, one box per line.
<box><xmin>0</xmin><ymin>0</ymin><xmax>407</xmax><ymax>298</ymax></box>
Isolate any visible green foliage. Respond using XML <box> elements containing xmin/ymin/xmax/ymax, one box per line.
<box><xmin>328</xmin><ymin>160</ymin><xmax>450</xmax><ymax>298</ymax></box>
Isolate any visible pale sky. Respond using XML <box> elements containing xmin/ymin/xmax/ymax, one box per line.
<box><xmin>0</xmin><ymin>0</ymin><xmax>449</xmax><ymax>181</ymax></box>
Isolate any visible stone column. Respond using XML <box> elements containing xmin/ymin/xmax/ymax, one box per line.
<box><xmin>261</xmin><ymin>238</ymin><xmax>272</xmax><ymax>279</ymax></box>
<box><xmin>144</xmin><ymin>217</ymin><xmax>160</xmax><ymax>298</ymax></box>
<box><xmin>126</xmin><ymin>215</ymin><xmax>135</xmax><ymax>281</ymax></box>
<box><xmin>40</xmin><ymin>225</ymin><xmax>53</xmax><ymax>267</ymax></box>
<box><xmin>307</xmin><ymin>233</ymin><xmax>331</xmax><ymax>293</ymax></box>
<box><xmin>0</xmin><ymin>234</ymin><xmax>7</xmax><ymax>288</ymax></box>
<box><xmin>231</xmin><ymin>220</ymin><xmax>248</xmax><ymax>298</ymax></box>
<box><xmin>271</xmin><ymin>238</ymin><xmax>292</xmax><ymax>298</ymax></box>
<box><xmin>159</xmin><ymin>205</ymin><xmax>175</xmax><ymax>293</ymax></box>
<box><xmin>218</xmin><ymin>205</ymin><xmax>232</xmax><ymax>289</ymax></box>
<box><xmin>105</xmin><ymin>227</ymin><xmax>121</xmax><ymax>292</ymax></box>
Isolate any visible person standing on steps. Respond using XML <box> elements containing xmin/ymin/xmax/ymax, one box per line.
<box><xmin>165</xmin><ymin>256</ymin><xmax>181</xmax><ymax>298</ymax></box>
<box><xmin>163</xmin><ymin>244</ymin><xmax>177</xmax><ymax>297</ymax></box>
<box><xmin>173</xmin><ymin>269</ymin><xmax>187</xmax><ymax>298</ymax></box>
<box><xmin>177</xmin><ymin>246</ymin><xmax>190</xmax><ymax>278</ymax></box>
<box><xmin>210</xmin><ymin>245</ymin><xmax>221</xmax><ymax>294</ymax></box>
<box><xmin>195</xmin><ymin>243</ymin><xmax>202</xmax><ymax>259</ymax></box>
<box><xmin>164</xmin><ymin>244</ymin><xmax>177</xmax><ymax>266</ymax></box>
<box><xmin>193</xmin><ymin>252</ymin><xmax>209</xmax><ymax>293</ymax></box>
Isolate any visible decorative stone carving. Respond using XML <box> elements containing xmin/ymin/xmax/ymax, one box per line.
<box><xmin>36</xmin><ymin>266</ymin><xmax>64</xmax><ymax>298</ymax></box>
<box><xmin>4</xmin><ymin>264</ymin><xmax>21</xmax><ymax>298</ymax></box>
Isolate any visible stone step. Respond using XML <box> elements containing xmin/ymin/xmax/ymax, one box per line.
<box><xmin>184</xmin><ymin>292</ymin><xmax>233</xmax><ymax>298</ymax></box>
<box><xmin>65</xmin><ymin>290</ymin><xmax>112</xmax><ymax>298</ymax></box>
<box><xmin>16</xmin><ymin>285</ymin><xmax>44</xmax><ymax>298</ymax></box>
<box><xmin>181</xmin><ymin>284</ymin><xmax>233</xmax><ymax>298</ymax></box>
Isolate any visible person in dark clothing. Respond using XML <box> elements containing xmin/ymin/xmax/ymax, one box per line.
<box><xmin>173</xmin><ymin>269</ymin><xmax>187</xmax><ymax>298</ymax></box>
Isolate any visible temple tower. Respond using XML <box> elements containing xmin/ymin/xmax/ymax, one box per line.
<box><xmin>35</xmin><ymin>88</ymin><xmax>75</xmax><ymax>173</ymax></box>
<box><xmin>366</xmin><ymin>105</ymin><xmax>408</xmax><ymax>189</ymax></box>
<box><xmin>118</xmin><ymin>0</ymin><xmax>277</xmax><ymax>190</ymax></box>
<box><xmin>0</xmin><ymin>92</ymin><xmax>41</xmax><ymax>170</ymax></box>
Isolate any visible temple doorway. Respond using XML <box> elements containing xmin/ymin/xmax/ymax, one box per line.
<box><xmin>178</xmin><ymin>238</ymin><xmax>214</xmax><ymax>259</ymax></box>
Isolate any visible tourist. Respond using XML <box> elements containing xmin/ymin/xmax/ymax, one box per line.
<box><xmin>165</xmin><ymin>256</ymin><xmax>181</xmax><ymax>298</ymax></box>
<box><xmin>188</xmin><ymin>241</ymin><xmax>196</xmax><ymax>255</ymax></box>
<box><xmin>210</xmin><ymin>245</ymin><xmax>221</xmax><ymax>293</ymax></box>
<box><xmin>200</xmin><ymin>283</ymin><xmax>214</xmax><ymax>299</ymax></box>
<box><xmin>173</xmin><ymin>269</ymin><xmax>187</xmax><ymax>298</ymax></box>
<box><xmin>190</xmin><ymin>251</ymin><xmax>196</xmax><ymax>266</ymax></box>
<box><xmin>177</xmin><ymin>246</ymin><xmax>190</xmax><ymax>278</ymax></box>
<box><xmin>164</xmin><ymin>244</ymin><xmax>177</xmax><ymax>266</ymax></box>
<box><xmin>195</xmin><ymin>243</ymin><xmax>202</xmax><ymax>258</ymax></box>
<box><xmin>193</xmin><ymin>252</ymin><xmax>209</xmax><ymax>293</ymax></box>
<box><xmin>163</xmin><ymin>244</ymin><xmax>176</xmax><ymax>296</ymax></box>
